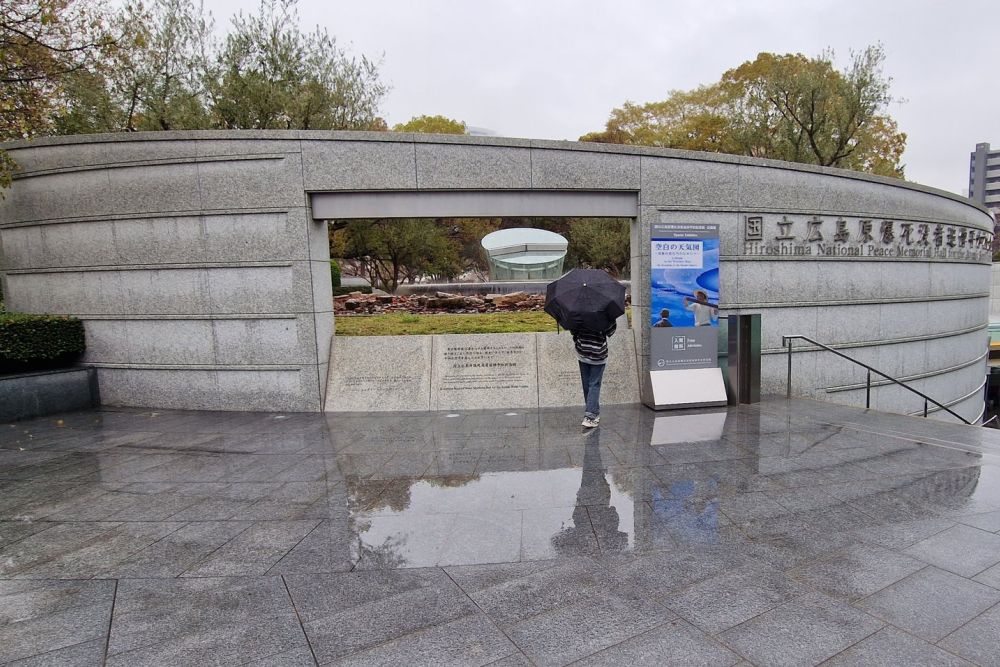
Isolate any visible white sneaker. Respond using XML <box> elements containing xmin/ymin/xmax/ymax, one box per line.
<box><xmin>582</xmin><ymin>417</ymin><xmax>599</xmax><ymax>428</ymax></box>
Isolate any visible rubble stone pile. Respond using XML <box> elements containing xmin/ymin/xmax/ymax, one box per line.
<box><xmin>334</xmin><ymin>291</ymin><xmax>547</xmax><ymax>314</ymax></box>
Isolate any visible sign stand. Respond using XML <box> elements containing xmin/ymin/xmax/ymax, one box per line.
<box><xmin>649</xmin><ymin>367</ymin><xmax>727</xmax><ymax>409</ymax></box>
<box><xmin>645</xmin><ymin>220</ymin><xmax>728</xmax><ymax>410</ymax></box>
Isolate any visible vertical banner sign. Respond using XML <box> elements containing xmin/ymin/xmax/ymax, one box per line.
<box><xmin>650</xmin><ymin>222</ymin><xmax>720</xmax><ymax>371</ymax></box>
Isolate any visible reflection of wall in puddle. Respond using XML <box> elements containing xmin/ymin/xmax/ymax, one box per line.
<box><xmin>341</xmin><ymin>412</ymin><xmax>651</xmax><ymax>567</ymax></box>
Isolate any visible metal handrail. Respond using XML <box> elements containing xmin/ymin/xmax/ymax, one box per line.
<box><xmin>781</xmin><ymin>334</ymin><xmax>972</xmax><ymax>425</ymax></box>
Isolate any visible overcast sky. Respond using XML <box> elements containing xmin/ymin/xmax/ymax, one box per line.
<box><xmin>210</xmin><ymin>0</ymin><xmax>997</xmax><ymax>196</ymax></box>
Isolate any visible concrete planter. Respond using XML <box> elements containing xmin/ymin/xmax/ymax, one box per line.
<box><xmin>0</xmin><ymin>367</ymin><xmax>99</xmax><ymax>422</ymax></box>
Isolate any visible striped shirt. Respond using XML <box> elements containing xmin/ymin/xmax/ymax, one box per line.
<box><xmin>572</xmin><ymin>322</ymin><xmax>616</xmax><ymax>365</ymax></box>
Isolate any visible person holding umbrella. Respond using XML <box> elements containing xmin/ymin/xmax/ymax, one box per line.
<box><xmin>572</xmin><ymin>321</ymin><xmax>616</xmax><ymax>428</ymax></box>
<box><xmin>544</xmin><ymin>269</ymin><xmax>626</xmax><ymax>429</ymax></box>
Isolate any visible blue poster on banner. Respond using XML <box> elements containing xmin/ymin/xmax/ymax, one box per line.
<box><xmin>649</xmin><ymin>223</ymin><xmax>720</xmax><ymax>370</ymax></box>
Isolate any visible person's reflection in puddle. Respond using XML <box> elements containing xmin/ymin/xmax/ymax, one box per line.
<box><xmin>552</xmin><ymin>428</ymin><xmax>628</xmax><ymax>555</ymax></box>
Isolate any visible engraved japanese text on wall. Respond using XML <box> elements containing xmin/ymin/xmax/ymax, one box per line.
<box><xmin>439</xmin><ymin>343</ymin><xmax>531</xmax><ymax>392</ymax></box>
<box><xmin>742</xmin><ymin>215</ymin><xmax>992</xmax><ymax>263</ymax></box>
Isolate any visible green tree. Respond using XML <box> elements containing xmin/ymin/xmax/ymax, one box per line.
<box><xmin>439</xmin><ymin>218</ymin><xmax>500</xmax><ymax>280</ymax></box>
<box><xmin>392</xmin><ymin>114</ymin><xmax>466</xmax><ymax>134</ymax></box>
<box><xmin>125</xmin><ymin>0</ymin><xmax>213</xmax><ymax>131</ymax></box>
<box><xmin>408</xmin><ymin>222</ymin><xmax>462</xmax><ymax>283</ymax></box>
<box><xmin>0</xmin><ymin>0</ymin><xmax>116</xmax><ymax>188</ymax></box>
<box><xmin>582</xmin><ymin>45</ymin><xmax>906</xmax><ymax>178</ymax></box>
<box><xmin>338</xmin><ymin>219</ymin><xmax>460</xmax><ymax>292</ymax></box>
<box><xmin>54</xmin><ymin>0</ymin><xmax>213</xmax><ymax>134</ymax></box>
<box><xmin>566</xmin><ymin>218</ymin><xmax>630</xmax><ymax>277</ymax></box>
<box><xmin>208</xmin><ymin>0</ymin><xmax>386</xmax><ymax>130</ymax></box>
<box><xmin>580</xmin><ymin>85</ymin><xmax>737</xmax><ymax>153</ymax></box>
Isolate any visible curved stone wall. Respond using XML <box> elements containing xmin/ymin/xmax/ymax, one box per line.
<box><xmin>0</xmin><ymin>131</ymin><xmax>993</xmax><ymax>420</ymax></box>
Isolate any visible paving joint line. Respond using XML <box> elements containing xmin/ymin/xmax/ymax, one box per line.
<box><xmin>280</xmin><ymin>574</ymin><xmax>320</xmax><ymax>666</ymax></box>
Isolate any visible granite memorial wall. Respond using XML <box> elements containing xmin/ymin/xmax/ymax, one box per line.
<box><xmin>325</xmin><ymin>325</ymin><xmax>639</xmax><ymax>412</ymax></box>
<box><xmin>0</xmin><ymin>131</ymin><xmax>992</xmax><ymax>421</ymax></box>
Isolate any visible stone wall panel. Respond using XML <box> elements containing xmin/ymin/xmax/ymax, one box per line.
<box><xmin>0</xmin><ymin>132</ymin><xmax>992</xmax><ymax>416</ymax></box>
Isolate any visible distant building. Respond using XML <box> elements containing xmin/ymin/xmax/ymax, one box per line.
<box><xmin>970</xmin><ymin>142</ymin><xmax>999</xmax><ymax>256</ymax></box>
<box><xmin>466</xmin><ymin>126</ymin><xmax>499</xmax><ymax>137</ymax></box>
<box><xmin>970</xmin><ymin>142</ymin><xmax>1000</xmax><ymax>218</ymax></box>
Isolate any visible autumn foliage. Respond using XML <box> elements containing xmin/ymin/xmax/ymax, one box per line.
<box><xmin>581</xmin><ymin>46</ymin><xmax>906</xmax><ymax>178</ymax></box>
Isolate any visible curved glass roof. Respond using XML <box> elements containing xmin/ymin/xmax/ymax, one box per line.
<box><xmin>481</xmin><ymin>228</ymin><xmax>568</xmax><ymax>259</ymax></box>
<box><xmin>493</xmin><ymin>252</ymin><xmax>567</xmax><ymax>266</ymax></box>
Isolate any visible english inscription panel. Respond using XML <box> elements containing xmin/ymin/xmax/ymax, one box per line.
<box><xmin>431</xmin><ymin>334</ymin><xmax>538</xmax><ymax>410</ymax></box>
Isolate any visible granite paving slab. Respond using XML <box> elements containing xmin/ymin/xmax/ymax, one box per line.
<box><xmin>973</xmin><ymin>561</ymin><xmax>1000</xmax><ymax>589</ymax></box>
<box><xmin>106</xmin><ymin>576</ymin><xmax>310</xmax><ymax>667</ymax></box>
<box><xmin>326</xmin><ymin>613</ymin><xmax>516</xmax><ymax>667</ymax></box>
<box><xmin>0</xmin><ymin>580</ymin><xmax>115</xmax><ymax>664</ymax></box>
<box><xmin>903</xmin><ymin>523</ymin><xmax>1000</xmax><ymax>577</ymax></box>
<box><xmin>848</xmin><ymin>517</ymin><xmax>956</xmax><ymax>550</ymax></box>
<box><xmin>938</xmin><ymin>602</ymin><xmax>1000</xmax><ymax>667</ymax></box>
<box><xmin>786</xmin><ymin>542</ymin><xmax>926</xmax><ymax>601</ymax></box>
<box><xmin>662</xmin><ymin>563</ymin><xmax>807</xmax><ymax>634</ymax></box>
<box><xmin>717</xmin><ymin>592</ymin><xmax>884</xmax><ymax>666</ymax></box>
<box><xmin>3</xmin><ymin>398</ymin><xmax>1000</xmax><ymax>664</ymax></box>
<box><xmin>465</xmin><ymin>557</ymin><xmax>624</xmax><ymax>628</ymax></box>
<box><xmin>285</xmin><ymin>568</ymin><xmax>480</xmax><ymax>664</ymax></box>
<box><xmin>0</xmin><ymin>520</ymin><xmax>54</xmax><ymax>549</ymax></box>
<box><xmin>822</xmin><ymin>625</ymin><xmax>974</xmax><ymax>666</ymax></box>
<box><xmin>4</xmin><ymin>637</ymin><xmax>109</xmax><ymax>667</ymax></box>
<box><xmin>571</xmin><ymin>618</ymin><xmax>741</xmax><ymax>666</ymax></box>
<box><xmin>607</xmin><ymin>544</ymin><xmax>755</xmax><ymax>601</ymax></box>
<box><xmin>180</xmin><ymin>520</ymin><xmax>320</xmax><ymax>577</ymax></box>
<box><xmin>98</xmin><ymin>520</ymin><xmax>252</xmax><ymax>578</ymax></box>
<box><xmin>957</xmin><ymin>508</ymin><xmax>1000</xmax><ymax>532</ymax></box>
<box><xmin>855</xmin><ymin>566</ymin><xmax>1000</xmax><ymax>642</ymax></box>
<box><xmin>505</xmin><ymin>591</ymin><xmax>668</xmax><ymax>666</ymax></box>
<box><xmin>0</xmin><ymin>521</ymin><xmax>184</xmax><ymax>579</ymax></box>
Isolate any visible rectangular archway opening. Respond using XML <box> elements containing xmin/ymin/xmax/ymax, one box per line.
<box><xmin>310</xmin><ymin>190</ymin><xmax>640</xmax><ymax>412</ymax></box>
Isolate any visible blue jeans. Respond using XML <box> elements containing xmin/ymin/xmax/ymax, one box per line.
<box><xmin>579</xmin><ymin>361</ymin><xmax>606</xmax><ymax>418</ymax></box>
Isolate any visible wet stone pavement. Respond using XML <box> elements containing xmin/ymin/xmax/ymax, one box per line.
<box><xmin>3</xmin><ymin>399</ymin><xmax>1000</xmax><ymax>665</ymax></box>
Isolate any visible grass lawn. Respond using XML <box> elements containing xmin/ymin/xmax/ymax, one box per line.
<box><xmin>335</xmin><ymin>308</ymin><xmax>632</xmax><ymax>336</ymax></box>
<box><xmin>335</xmin><ymin>311</ymin><xmax>561</xmax><ymax>336</ymax></box>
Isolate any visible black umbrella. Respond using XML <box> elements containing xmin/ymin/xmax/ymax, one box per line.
<box><xmin>544</xmin><ymin>268</ymin><xmax>626</xmax><ymax>332</ymax></box>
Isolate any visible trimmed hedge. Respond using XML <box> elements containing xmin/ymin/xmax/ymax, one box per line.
<box><xmin>330</xmin><ymin>260</ymin><xmax>341</xmax><ymax>288</ymax></box>
<box><xmin>0</xmin><ymin>313</ymin><xmax>86</xmax><ymax>373</ymax></box>
<box><xmin>333</xmin><ymin>285</ymin><xmax>372</xmax><ymax>297</ymax></box>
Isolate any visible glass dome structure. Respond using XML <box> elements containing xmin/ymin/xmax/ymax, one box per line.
<box><xmin>481</xmin><ymin>228</ymin><xmax>569</xmax><ymax>281</ymax></box>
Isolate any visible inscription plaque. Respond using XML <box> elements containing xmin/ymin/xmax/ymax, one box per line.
<box><xmin>431</xmin><ymin>334</ymin><xmax>537</xmax><ymax>410</ymax></box>
<box><xmin>325</xmin><ymin>335</ymin><xmax>432</xmax><ymax>412</ymax></box>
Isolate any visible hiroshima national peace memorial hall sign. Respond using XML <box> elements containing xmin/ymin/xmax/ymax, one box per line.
<box><xmin>743</xmin><ymin>214</ymin><xmax>992</xmax><ymax>262</ymax></box>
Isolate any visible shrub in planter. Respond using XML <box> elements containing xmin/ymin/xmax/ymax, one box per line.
<box><xmin>0</xmin><ymin>313</ymin><xmax>86</xmax><ymax>373</ymax></box>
